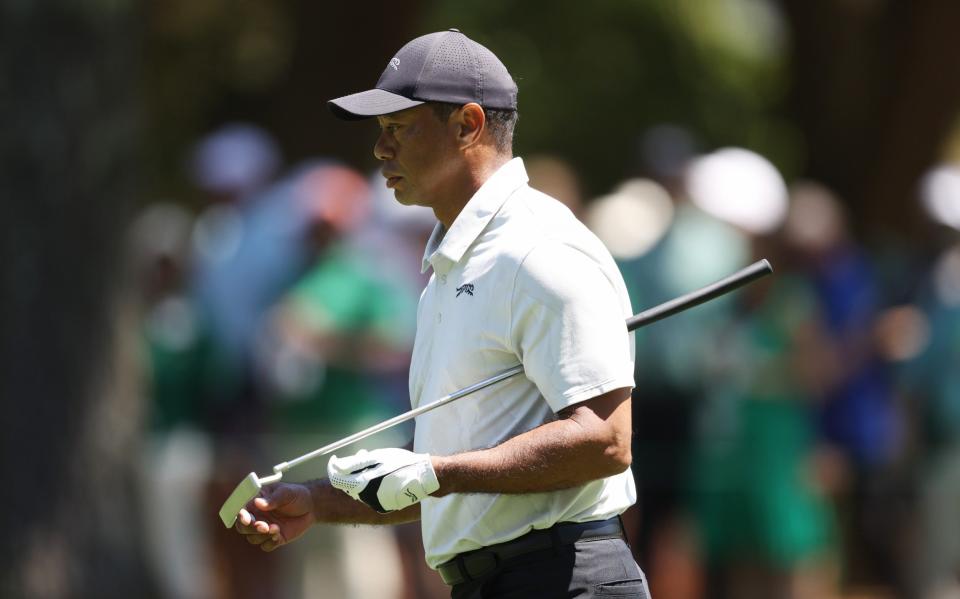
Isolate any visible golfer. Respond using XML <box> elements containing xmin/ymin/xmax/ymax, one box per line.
<box><xmin>235</xmin><ymin>29</ymin><xmax>650</xmax><ymax>598</ymax></box>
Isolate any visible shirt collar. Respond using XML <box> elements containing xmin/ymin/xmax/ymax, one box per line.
<box><xmin>421</xmin><ymin>157</ymin><xmax>528</xmax><ymax>275</ymax></box>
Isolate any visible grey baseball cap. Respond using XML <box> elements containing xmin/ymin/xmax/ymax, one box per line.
<box><xmin>328</xmin><ymin>29</ymin><xmax>518</xmax><ymax>120</ymax></box>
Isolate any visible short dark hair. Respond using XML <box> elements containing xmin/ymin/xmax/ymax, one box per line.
<box><xmin>430</xmin><ymin>102</ymin><xmax>518</xmax><ymax>154</ymax></box>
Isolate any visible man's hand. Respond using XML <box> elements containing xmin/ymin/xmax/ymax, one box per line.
<box><xmin>234</xmin><ymin>482</ymin><xmax>315</xmax><ymax>552</ymax></box>
<box><xmin>327</xmin><ymin>448</ymin><xmax>439</xmax><ymax>513</ymax></box>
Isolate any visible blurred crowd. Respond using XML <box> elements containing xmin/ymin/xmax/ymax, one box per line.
<box><xmin>128</xmin><ymin>122</ymin><xmax>960</xmax><ymax>599</ymax></box>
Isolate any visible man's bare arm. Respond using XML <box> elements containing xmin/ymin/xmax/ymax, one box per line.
<box><xmin>431</xmin><ymin>386</ymin><xmax>632</xmax><ymax>495</ymax></box>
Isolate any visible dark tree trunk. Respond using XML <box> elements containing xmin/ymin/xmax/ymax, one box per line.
<box><xmin>0</xmin><ymin>1</ymin><xmax>156</xmax><ymax>596</ymax></box>
<box><xmin>781</xmin><ymin>0</ymin><xmax>960</xmax><ymax>239</ymax></box>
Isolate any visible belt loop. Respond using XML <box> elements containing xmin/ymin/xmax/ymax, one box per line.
<box><xmin>617</xmin><ymin>514</ymin><xmax>632</xmax><ymax>547</ymax></box>
<box><xmin>456</xmin><ymin>555</ymin><xmax>471</xmax><ymax>584</ymax></box>
<box><xmin>549</xmin><ymin>523</ymin><xmax>563</xmax><ymax>556</ymax></box>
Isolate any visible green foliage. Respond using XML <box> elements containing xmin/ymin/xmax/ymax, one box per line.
<box><xmin>141</xmin><ymin>0</ymin><xmax>295</xmax><ymax>200</ymax></box>
<box><xmin>420</xmin><ymin>0</ymin><xmax>794</xmax><ymax>195</ymax></box>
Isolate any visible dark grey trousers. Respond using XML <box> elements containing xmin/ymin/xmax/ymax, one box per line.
<box><xmin>450</xmin><ymin>537</ymin><xmax>651</xmax><ymax>598</ymax></box>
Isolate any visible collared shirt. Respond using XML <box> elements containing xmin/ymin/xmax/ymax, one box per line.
<box><xmin>411</xmin><ymin>157</ymin><xmax>637</xmax><ymax>568</ymax></box>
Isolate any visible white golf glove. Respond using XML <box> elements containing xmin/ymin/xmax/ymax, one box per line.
<box><xmin>327</xmin><ymin>448</ymin><xmax>439</xmax><ymax>513</ymax></box>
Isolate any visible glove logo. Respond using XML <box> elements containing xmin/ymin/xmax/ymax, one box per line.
<box><xmin>404</xmin><ymin>488</ymin><xmax>419</xmax><ymax>503</ymax></box>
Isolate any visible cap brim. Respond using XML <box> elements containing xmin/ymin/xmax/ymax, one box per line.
<box><xmin>328</xmin><ymin>88</ymin><xmax>425</xmax><ymax>120</ymax></box>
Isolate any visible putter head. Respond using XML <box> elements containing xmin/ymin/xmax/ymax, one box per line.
<box><xmin>219</xmin><ymin>472</ymin><xmax>262</xmax><ymax>528</ymax></box>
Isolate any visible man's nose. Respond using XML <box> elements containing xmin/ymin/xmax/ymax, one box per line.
<box><xmin>374</xmin><ymin>131</ymin><xmax>393</xmax><ymax>161</ymax></box>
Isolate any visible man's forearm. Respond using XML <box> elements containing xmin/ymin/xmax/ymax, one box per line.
<box><xmin>306</xmin><ymin>478</ymin><xmax>421</xmax><ymax>525</ymax></box>
<box><xmin>431</xmin><ymin>392</ymin><xmax>633</xmax><ymax>496</ymax></box>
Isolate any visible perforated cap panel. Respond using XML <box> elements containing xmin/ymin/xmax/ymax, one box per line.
<box><xmin>329</xmin><ymin>29</ymin><xmax>518</xmax><ymax>119</ymax></box>
<box><xmin>418</xmin><ymin>32</ymin><xmax>480</xmax><ymax>105</ymax></box>
<box><xmin>433</xmin><ymin>34</ymin><xmax>476</xmax><ymax>77</ymax></box>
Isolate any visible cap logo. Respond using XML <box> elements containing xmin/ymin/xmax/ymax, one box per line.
<box><xmin>389</xmin><ymin>57</ymin><xmax>400</xmax><ymax>71</ymax></box>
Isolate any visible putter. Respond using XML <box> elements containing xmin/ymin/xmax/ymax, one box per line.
<box><xmin>220</xmin><ymin>258</ymin><xmax>773</xmax><ymax>527</ymax></box>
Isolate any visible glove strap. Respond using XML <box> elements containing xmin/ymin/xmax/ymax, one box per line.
<box><xmin>359</xmin><ymin>477</ymin><xmax>388</xmax><ymax>513</ymax></box>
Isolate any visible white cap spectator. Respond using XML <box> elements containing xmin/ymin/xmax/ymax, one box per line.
<box><xmin>189</xmin><ymin>122</ymin><xmax>281</xmax><ymax>198</ymax></box>
<box><xmin>920</xmin><ymin>163</ymin><xmax>960</xmax><ymax>231</ymax></box>
<box><xmin>586</xmin><ymin>178</ymin><xmax>674</xmax><ymax>260</ymax></box>
<box><xmin>686</xmin><ymin>147</ymin><xmax>788</xmax><ymax>235</ymax></box>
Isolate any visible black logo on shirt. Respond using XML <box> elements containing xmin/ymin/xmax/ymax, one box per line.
<box><xmin>455</xmin><ymin>283</ymin><xmax>474</xmax><ymax>297</ymax></box>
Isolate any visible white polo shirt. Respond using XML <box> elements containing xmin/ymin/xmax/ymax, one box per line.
<box><xmin>411</xmin><ymin>157</ymin><xmax>637</xmax><ymax>568</ymax></box>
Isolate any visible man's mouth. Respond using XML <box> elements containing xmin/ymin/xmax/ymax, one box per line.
<box><xmin>385</xmin><ymin>175</ymin><xmax>403</xmax><ymax>189</ymax></box>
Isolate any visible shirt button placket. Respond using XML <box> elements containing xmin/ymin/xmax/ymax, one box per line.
<box><xmin>437</xmin><ymin>272</ymin><xmax>446</xmax><ymax>323</ymax></box>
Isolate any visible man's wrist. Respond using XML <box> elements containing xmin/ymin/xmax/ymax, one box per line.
<box><xmin>304</xmin><ymin>478</ymin><xmax>329</xmax><ymax>523</ymax></box>
<box><xmin>431</xmin><ymin>455</ymin><xmax>453</xmax><ymax>497</ymax></box>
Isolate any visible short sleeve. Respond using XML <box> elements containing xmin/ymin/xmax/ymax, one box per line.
<box><xmin>509</xmin><ymin>242</ymin><xmax>635</xmax><ymax>412</ymax></box>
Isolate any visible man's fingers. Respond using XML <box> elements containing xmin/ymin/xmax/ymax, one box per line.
<box><xmin>255</xmin><ymin>484</ymin><xmax>297</xmax><ymax>512</ymax></box>
<box><xmin>327</xmin><ymin>450</ymin><xmax>375</xmax><ymax>475</ymax></box>
<box><xmin>243</xmin><ymin>528</ymin><xmax>283</xmax><ymax>550</ymax></box>
<box><xmin>235</xmin><ymin>507</ymin><xmax>271</xmax><ymax>534</ymax></box>
<box><xmin>238</xmin><ymin>508</ymin><xmax>254</xmax><ymax>527</ymax></box>
<box><xmin>245</xmin><ymin>532</ymin><xmax>272</xmax><ymax>545</ymax></box>
<box><xmin>235</xmin><ymin>508</ymin><xmax>263</xmax><ymax>532</ymax></box>
<box><xmin>260</xmin><ymin>535</ymin><xmax>282</xmax><ymax>552</ymax></box>
<box><xmin>233</xmin><ymin>485</ymin><xmax>304</xmax><ymax>552</ymax></box>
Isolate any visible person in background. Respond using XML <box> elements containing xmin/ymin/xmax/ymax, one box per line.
<box><xmin>784</xmin><ymin>181</ymin><xmax>908</xmax><ymax>595</ymax></box>
<box><xmin>260</xmin><ymin>163</ymin><xmax>413</xmax><ymax>439</ymax></box>
<box><xmin>900</xmin><ymin>163</ymin><xmax>960</xmax><ymax>599</ymax></box>
<box><xmin>683</xmin><ymin>149</ymin><xmax>840</xmax><ymax>599</ymax></box>
<box><xmin>255</xmin><ymin>163</ymin><xmax>427</xmax><ymax>598</ymax></box>
<box><xmin>188</xmin><ymin>122</ymin><xmax>284</xmax><ymax>432</ymax></box>
<box><xmin>130</xmin><ymin>203</ymin><xmax>218</xmax><ymax>599</ymax></box>
<box><xmin>689</xmin><ymin>233</ymin><xmax>840</xmax><ymax>599</ymax></box>
<box><xmin>587</xmin><ymin>176</ymin><xmax>748</xmax><ymax>599</ymax></box>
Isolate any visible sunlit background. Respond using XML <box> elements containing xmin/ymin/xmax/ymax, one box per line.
<box><xmin>4</xmin><ymin>1</ymin><xmax>960</xmax><ymax>598</ymax></box>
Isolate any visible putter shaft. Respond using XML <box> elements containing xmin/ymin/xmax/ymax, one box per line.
<box><xmin>220</xmin><ymin>259</ymin><xmax>772</xmax><ymax>527</ymax></box>
<box><xmin>277</xmin><ymin>258</ymin><xmax>772</xmax><ymax>474</ymax></box>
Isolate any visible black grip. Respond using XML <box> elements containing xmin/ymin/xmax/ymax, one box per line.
<box><xmin>624</xmin><ymin>259</ymin><xmax>773</xmax><ymax>332</ymax></box>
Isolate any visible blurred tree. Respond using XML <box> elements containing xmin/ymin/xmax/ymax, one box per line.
<box><xmin>419</xmin><ymin>1</ymin><xmax>960</xmax><ymax>238</ymax></box>
<box><xmin>0</xmin><ymin>1</ymin><xmax>156</xmax><ymax>597</ymax></box>
<box><xmin>142</xmin><ymin>0</ymin><xmax>423</xmax><ymax>200</ymax></box>
<box><xmin>140</xmin><ymin>0</ymin><xmax>793</xmax><ymax>202</ymax></box>
<box><xmin>421</xmin><ymin>0</ymin><xmax>795</xmax><ymax>196</ymax></box>
<box><xmin>782</xmin><ymin>0</ymin><xmax>960</xmax><ymax>239</ymax></box>
<box><xmin>136</xmin><ymin>0</ymin><xmax>960</xmax><ymax>240</ymax></box>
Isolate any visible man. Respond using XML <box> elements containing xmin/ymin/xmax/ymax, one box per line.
<box><xmin>235</xmin><ymin>29</ymin><xmax>651</xmax><ymax>598</ymax></box>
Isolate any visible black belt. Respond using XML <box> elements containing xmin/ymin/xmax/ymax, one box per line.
<box><xmin>436</xmin><ymin>517</ymin><xmax>624</xmax><ymax>586</ymax></box>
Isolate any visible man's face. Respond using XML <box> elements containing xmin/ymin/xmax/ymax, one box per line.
<box><xmin>375</xmin><ymin>104</ymin><xmax>460</xmax><ymax>209</ymax></box>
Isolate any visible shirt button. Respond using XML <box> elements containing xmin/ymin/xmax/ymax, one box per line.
<box><xmin>437</xmin><ymin>313</ymin><xmax>442</xmax><ymax>323</ymax></box>
<box><xmin>439</xmin><ymin>274</ymin><xmax>447</xmax><ymax>284</ymax></box>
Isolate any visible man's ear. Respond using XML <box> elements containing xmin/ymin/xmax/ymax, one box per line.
<box><xmin>455</xmin><ymin>103</ymin><xmax>485</xmax><ymax>148</ymax></box>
